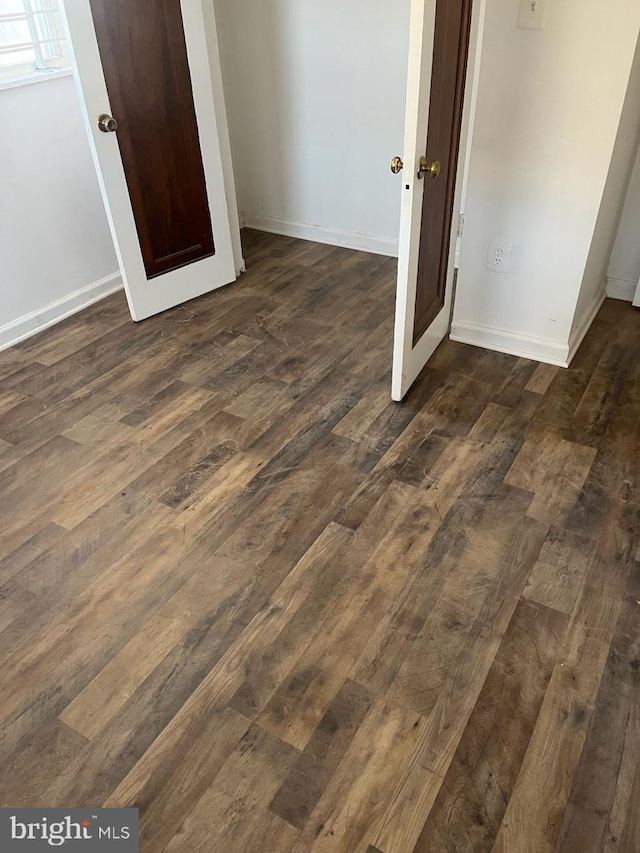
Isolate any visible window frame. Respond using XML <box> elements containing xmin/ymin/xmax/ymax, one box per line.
<box><xmin>0</xmin><ymin>0</ymin><xmax>71</xmax><ymax>87</ymax></box>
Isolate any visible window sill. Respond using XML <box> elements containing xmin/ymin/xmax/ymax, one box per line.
<box><xmin>0</xmin><ymin>67</ymin><xmax>73</xmax><ymax>93</ymax></box>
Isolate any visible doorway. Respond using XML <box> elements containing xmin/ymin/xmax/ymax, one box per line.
<box><xmin>212</xmin><ymin>0</ymin><xmax>482</xmax><ymax>399</ymax></box>
<box><xmin>64</xmin><ymin>0</ymin><xmax>485</xmax><ymax>399</ymax></box>
<box><xmin>213</xmin><ymin>0</ymin><xmax>411</xmax><ymax>259</ymax></box>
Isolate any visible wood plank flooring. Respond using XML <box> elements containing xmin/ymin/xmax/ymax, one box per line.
<box><xmin>1</xmin><ymin>229</ymin><xmax>639</xmax><ymax>852</ymax></box>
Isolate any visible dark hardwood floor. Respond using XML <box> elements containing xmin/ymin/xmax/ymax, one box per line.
<box><xmin>0</xmin><ymin>229</ymin><xmax>639</xmax><ymax>852</ymax></box>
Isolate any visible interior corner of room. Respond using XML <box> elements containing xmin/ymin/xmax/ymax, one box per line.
<box><xmin>2</xmin><ymin>0</ymin><xmax>640</xmax><ymax>380</ymax></box>
<box><xmin>450</xmin><ymin>0</ymin><xmax>640</xmax><ymax>367</ymax></box>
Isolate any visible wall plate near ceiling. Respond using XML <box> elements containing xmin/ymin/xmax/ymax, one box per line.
<box><xmin>517</xmin><ymin>0</ymin><xmax>549</xmax><ymax>30</ymax></box>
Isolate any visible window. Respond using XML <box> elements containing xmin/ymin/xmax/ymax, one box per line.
<box><xmin>0</xmin><ymin>0</ymin><xmax>69</xmax><ymax>84</ymax></box>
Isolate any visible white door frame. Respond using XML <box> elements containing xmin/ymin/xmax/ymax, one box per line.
<box><xmin>201</xmin><ymin>0</ymin><xmax>245</xmax><ymax>277</ymax></box>
<box><xmin>63</xmin><ymin>0</ymin><xmax>243</xmax><ymax>320</ymax></box>
<box><xmin>391</xmin><ymin>0</ymin><xmax>487</xmax><ymax>401</ymax></box>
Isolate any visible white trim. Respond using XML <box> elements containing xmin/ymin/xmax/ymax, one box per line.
<box><xmin>450</xmin><ymin>320</ymin><xmax>571</xmax><ymax>367</ymax></box>
<box><xmin>201</xmin><ymin>0</ymin><xmax>245</xmax><ymax>275</ymax></box>
<box><xmin>567</xmin><ymin>287</ymin><xmax>607</xmax><ymax>364</ymax></box>
<box><xmin>0</xmin><ymin>272</ymin><xmax>122</xmax><ymax>352</ymax></box>
<box><xmin>606</xmin><ymin>276</ymin><xmax>637</xmax><ymax>302</ymax></box>
<box><xmin>0</xmin><ymin>66</ymin><xmax>72</xmax><ymax>91</ymax></box>
<box><xmin>241</xmin><ymin>212</ymin><xmax>398</xmax><ymax>258</ymax></box>
<box><xmin>391</xmin><ymin>0</ymin><xmax>437</xmax><ymax>400</ymax></box>
<box><xmin>450</xmin><ymin>286</ymin><xmax>607</xmax><ymax>369</ymax></box>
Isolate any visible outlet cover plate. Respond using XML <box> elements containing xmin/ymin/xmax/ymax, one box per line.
<box><xmin>487</xmin><ymin>238</ymin><xmax>513</xmax><ymax>274</ymax></box>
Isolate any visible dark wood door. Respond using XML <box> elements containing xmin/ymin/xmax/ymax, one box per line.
<box><xmin>89</xmin><ymin>0</ymin><xmax>215</xmax><ymax>279</ymax></box>
<box><xmin>413</xmin><ymin>0</ymin><xmax>473</xmax><ymax>343</ymax></box>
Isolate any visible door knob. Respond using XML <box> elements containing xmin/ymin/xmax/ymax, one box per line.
<box><xmin>390</xmin><ymin>156</ymin><xmax>404</xmax><ymax>174</ymax></box>
<box><xmin>418</xmin><ymin>157</ymin><xmax>441</xmax><ymax>179</ymax></box>
<box><xmin>97</xmin><ymin>113</ymin><xmax>118</xmax><ymax>133</ymax></box>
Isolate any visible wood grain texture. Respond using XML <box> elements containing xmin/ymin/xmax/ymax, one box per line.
<box><xmin>0</xmin><ymin>231</ymin><xmax>638</xmax><ymax>852</ymax></box>
<box><xmin>412</xmin><ymin>599</ymin><xmax>568</xmax><ymax>853</ymax></box>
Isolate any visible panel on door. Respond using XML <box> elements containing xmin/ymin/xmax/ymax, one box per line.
<box><xmin>413</xmin><ymin>0</ymin><xmax>472</xmax><ymax>342</ymax></box>
<box><xmin>64</xmin><ymin>0</ymin><xmax>239</xmax><ymax>320</ymax></box>
<box><xmin>90</xmin><ymin>0</ymin><xmax>215</xmax><ymax>279</ymax></box>
<box><xmin>392</xmin><ymin>0</ymin><xmax>479</xmax><ymax>401</ymax></box>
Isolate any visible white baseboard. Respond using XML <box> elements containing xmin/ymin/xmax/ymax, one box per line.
<box><xmin>451</xmin><ymin>285</ymin><xmax>607</xmax><ymax>369</ymax></box>
<box><xmin>606</xmin><ymin>277</ymin><xmax>637</xmax><ymax>302</ymax></box>
<box><xmin>241</xmin><ymin>212</ymin><xmax>399</xmax><ymax>258</ymax></box>
<box><xmin>450</xmin><ymin>320</ymin><xmax>570</xmax><ymax>367</ymax></box>
<box><xmin>567</xmin><ymin>287</ymin><xmax>606</xmax><ymax>364</ymax></box>
<box><xmin>0</xmin><ymin>272</ymin><xmax>122</xmax><ymax>352</ymax></box>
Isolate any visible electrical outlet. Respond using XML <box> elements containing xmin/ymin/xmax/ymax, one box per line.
<box><xmin>487</xmin><ymin>239</ymin><xmax>513</xmax><ymax>274</ymax></box>
<box><xmin>517</xmin><ymin>0</ymin><xmax>548</xmax><ymax>30</ymax></box>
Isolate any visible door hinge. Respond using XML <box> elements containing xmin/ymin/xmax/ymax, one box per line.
<box><xmin>457</xmin><ymin>214</ymin><xmax>465</xmax><ymax>238</ymax></box>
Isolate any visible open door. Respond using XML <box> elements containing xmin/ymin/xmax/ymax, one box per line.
<box><xmin>63</xmin><ymin>0</ymin><xmax>241</xmax><ymax>321</ymax></box>
<box><xmin>392</xmin><ymin>0</ymin><xmax>482</xmax><ymax>401</ymax></box>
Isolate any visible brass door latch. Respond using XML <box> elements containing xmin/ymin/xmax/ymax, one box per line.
<box><xmin>97</xmin><ymin>113</ymin><xmax>119</xmax><ymax>133</ymax></box>
<box><xmin>417</xmin><ymin>157</ymin><xmax>440</xmax><ymax>179</ymax></box>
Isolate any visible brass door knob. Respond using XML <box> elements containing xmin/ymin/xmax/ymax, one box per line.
<box><xmin>418</xmin><ymin>157</ymin><xmax>441</xmax><ymax>179</ymax></box>
<box><xmin>390</xmin><ymin>156</ymin><xmax>404</xmax><ymax>174</ymax></box>
<box><xmin>97</xmin><ymin>113</ymin><xmax>118</xmax><ymax>133</ymax></box>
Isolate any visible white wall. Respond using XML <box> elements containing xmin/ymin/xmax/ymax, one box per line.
<box><xmin>607</xmin><ymin>147</ymin><xmax>640</xmax><ymax>301</ymax></box>
<box><xmin>213</xmin><ymin>0</ymin><xmax>411</xmax><ymax>256</ymax></box>
<box><xmin>572</xmin><ymin>35</ymin><xmax>640</xmax><ymax>334</ymax></box>
<box><xmin>452</xmin><ymin>0</ymin><xmax>640</xmax><ymax>366</ymax></box>
<box><xmin>0</xmin><ymin>75</ymin><xmax>119</xmax><ymax>350</ymax></box>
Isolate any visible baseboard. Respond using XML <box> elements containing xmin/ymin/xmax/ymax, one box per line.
<box><xmin>450</xmin><ymin>320</ymin><xmax>570</xmax><ymax>367</ymax></box>
<box><xmin>0</xmin><ymin>272</ymin><xmax>122</xmax><ymax>352</ymax></box>
<box><xmin>606</xmin><ymin>277</ymin><xmax>637</xmax><ymax>302</ymax></box>
<box><xmin>241</xmin><ymin>212</ymin><xmax>399</xmax><ymax>258</ymax></box>
<box><xmin>567</xmin><ymin>287</ymin><xmax>607</xmax><ymax>364</ymax></box>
